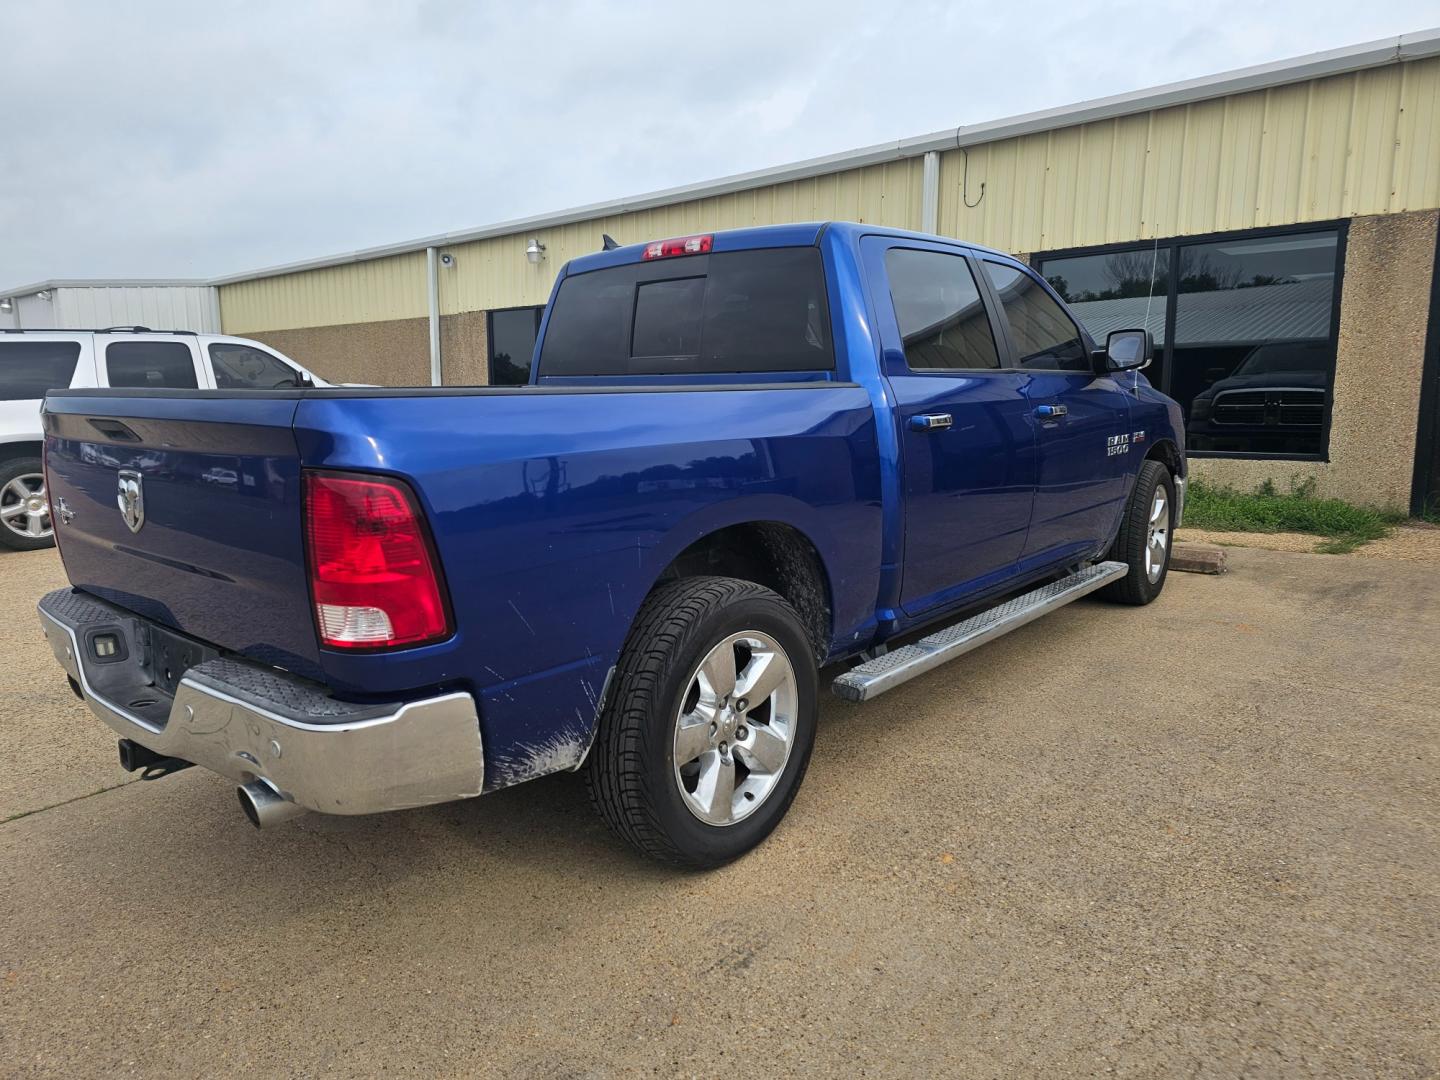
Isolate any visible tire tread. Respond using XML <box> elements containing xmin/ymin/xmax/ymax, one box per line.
<box><xmin>1099</xmin><ymin>459</ymin><xmax>1173</xmax><ymax>605</ymax></box>
<box><xmin>584</xmin><ymin>576</ymin><xmax>809</xmax><ymax>868</ymax></box>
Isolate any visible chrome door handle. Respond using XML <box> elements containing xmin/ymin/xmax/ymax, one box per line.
<box><xmin>1035</xmin><ymin>404</ymin><xmax>1068</xmax><ymax>419</ymax></box>
<box><xmin>909</xmin><ymin>413</ymin><xmax>954</xmax><ymax>431</ymax></box>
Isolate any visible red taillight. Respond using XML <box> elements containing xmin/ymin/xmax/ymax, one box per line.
<box><xmin>303</xmin><ymin>472</ymin><xmax>451</xmax><ymax>650</ymax></box>
<box><xmin>641</xmin><ymin>234</ymin><xmax>713</xmax><ymax>260</ymax></box>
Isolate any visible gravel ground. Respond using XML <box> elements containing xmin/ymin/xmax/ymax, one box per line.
<box><xmin>1180</xmin><ymin>523</ymin><xmax>1440</xmax><ymax>562</ymax></box>
<box><xmin>1</xmin><ymin>545</ymin><xmax>1436</xmax><ymax>1077</ymax></box>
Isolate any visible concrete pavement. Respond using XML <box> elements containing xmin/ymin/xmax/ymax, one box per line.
<box><xmin>1</xmin><ymin>546</ymin><xmax>1436</xmax><ymax>1077</ymax></box>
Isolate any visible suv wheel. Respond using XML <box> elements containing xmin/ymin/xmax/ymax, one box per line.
<box><xmin>0</xmin><ymin>457</ymin><xmax>54</xmax><ymax>551</ymax></box>
<box><xmin>585</xmin><ymin>576</ymin><xmax>818</xmax><ymax>869</ymax></box>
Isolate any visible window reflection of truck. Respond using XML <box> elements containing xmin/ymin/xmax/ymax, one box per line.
<box><xmin>1187</xmin><ymin>340</ymin><xmax>1328</xmax><ymax>454</ymax></box>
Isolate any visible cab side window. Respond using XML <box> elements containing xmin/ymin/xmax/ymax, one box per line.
<box><xmin>981</xmin><ymin>261</ymin><xmax>1089</xmax><ymax>372</ymax></box>
<box><xmin>105</xmin><ymin>341</ymin><xmax>198</xmax><ymax>388</ymax></box>
<box><xmin>209</xmin><ymin>343</ymin><xmax>303</xmax><ymax>389</ymax></box>
<box><xmin>884</xmin><ymin>248</ymin><xmax>1001</xmax><ymax>371</ymax></box>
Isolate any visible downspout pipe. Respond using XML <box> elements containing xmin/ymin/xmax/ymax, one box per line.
<box><xmin>920</xmin><ymin>151</ymin><xmax>940</xmax><ymax>235</ymax></box>
<box><xmin>426</xmin><ymin>246</ymin><xmax>442</xmax><ymax>386</ymax></box>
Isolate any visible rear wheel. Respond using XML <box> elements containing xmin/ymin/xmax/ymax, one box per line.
<box><xmin>585</xmin><ymin>576</ymin><xmax>818</xmax><ymax>869</ymax></box>
<box><xmin>0</xmin><ymin>457</ymin><xmax>54</xmax><ymax>551</ymax></box>
<box><xmin>1098</xmin><ymin>459</ymin><xmax>1173</xmax><ymax>605</ymax></box>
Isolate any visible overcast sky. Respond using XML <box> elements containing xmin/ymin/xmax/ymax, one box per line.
<box><xmin>1</xmin><ymin>1</ymin><xmax>1434</xmax><ymax>288</ymax></box>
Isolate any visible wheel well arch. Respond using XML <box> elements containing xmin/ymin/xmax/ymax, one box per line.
<box><xmin>0</xmin><ymin>440</ymin><xmax>43</xmax><ymax>464</ymax></box>
<box><xmin>1146</xmin><ymin>438</ymin><xmax>1183</xmax><ymax>478</ymax></box>
<box><xmin>653</xmin><ymin>521</ymin><xmax>833</xmax><ymax>661</ymax></box>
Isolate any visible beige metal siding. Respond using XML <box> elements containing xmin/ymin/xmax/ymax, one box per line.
<box><xmin>937</xmin><ymin>56</ymin><xmax>1440</xmax><ymax>253</ymax></box>
<box><xmin>438</xmin><ymin>158</ymin><xmax>926</xmax><ymax>313</ymax></box>
<box><xmin>218</xmin><ymin>57</ymin><xmax>1440</xmax><ymax>332</ymax></box>
<box><xmin>219</xmin><ymin>251</ymin><xmax>428</xmax><ymax>333</ymax></box>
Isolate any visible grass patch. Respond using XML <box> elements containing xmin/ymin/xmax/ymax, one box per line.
<box><xmin>1185</xmin><ymin>476</ymin><xmax>1404</xmax><ymax>553</ymax></box>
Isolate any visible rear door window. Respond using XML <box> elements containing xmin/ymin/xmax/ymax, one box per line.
<box><xmin>209</xmin><ymin>343</ymin><xmax>303</xmax><ymax>389</ymax></box>
<box><xmin>883</xmin><ymin>249</ymin><xmax>1001</xmax><ymax>370</ymax></box>
<box><xmin>981</xmin><ymin>261</ymin><xmax>1090</xmax><ymax>372</ymax></box>
<box><xmin>0</xmin><ymin>340</ymin><xmax>82</xmax><ymax>400</ymax></box>
<box><xmin>105</xmin><ymin>341</ymin><xmax>199</xmax><ymax>388</ymax></box>
<box><xmin>538</xmin><ymin>247</ymin><xmax>833</xmax><ymax>376</ymax></box>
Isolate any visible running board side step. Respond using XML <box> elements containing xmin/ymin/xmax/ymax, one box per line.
<box><xmin>832</xmin><ymin>561</ymin><xmax>1128</xmax><ymax>702</ymax></box>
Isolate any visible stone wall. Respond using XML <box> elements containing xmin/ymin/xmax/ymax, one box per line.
<box><xmin>244</xmin><ymin>311</ymin><xmax>490</xmax><ymax>387</ymax></box>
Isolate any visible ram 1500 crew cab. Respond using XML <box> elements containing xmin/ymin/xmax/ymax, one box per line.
<box><xmin>36</xmin><ymin>222</ymin><xmax>1185</xmax><ymax>867</ymax></box>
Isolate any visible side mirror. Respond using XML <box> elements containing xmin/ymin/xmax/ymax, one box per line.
<box><xmin>1100</xmin><ymin>328</ymin><xmax>1153</xmax><ymax>372</ymax></box>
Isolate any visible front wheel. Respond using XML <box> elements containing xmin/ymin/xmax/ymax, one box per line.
<box><xmin>1098</xmin><ymin>459</ymin><xmax>1174</xmax><ymax>605</ymax></box>
<box><xmin>585</xmin><ymin>576</ymin><xmax>818</xmax><ymax>869</ymax></box>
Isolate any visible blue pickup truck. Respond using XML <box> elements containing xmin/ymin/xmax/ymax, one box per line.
<box><xmin>36</xmin><ymin>222</ymin><xmax>1185</xmax><ymax>867</ymax></box>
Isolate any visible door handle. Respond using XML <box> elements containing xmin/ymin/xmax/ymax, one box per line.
<box><xmin>1034</xmin><ymin>404</ymin><xmax>1068</xmax><ymax>419</ymax></box>
<box><xmin>909</xmin><ymin>413</ymin><xmax>953</xmax><ymax>431</ymax></box>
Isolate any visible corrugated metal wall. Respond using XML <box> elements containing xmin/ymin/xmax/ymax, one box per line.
<box><xmin>218</xmin><ymin>56</ymin><xmax>1440</xmax><ymax>334</ymax></box>
<box><xmin>940</xmin><ymin>57</ymin><xmax>1440</xmax><ymax>252</ymax></box>
<box><xmin>5</xmin><ymin>286</ymin><xmax>221</xmax><ymax>331</ymax></box>
<box><xmin>220</xmin><ymin>251</ymin><xmax>429</xmax><ymax>334</ymax></box>
<box><xmin>50</xmin><ymin>285</ymin><xmax>220</xmax><ymax>331</ymax></box>
<box><xmin>436</xmin><ymin>159</ymin><xmax>925</xmax><ymax>316</ymax></box>
<box><xmin>221</xmin><ymin>160</ymin><xmax>923</xmax><ymax>332</ymax></box>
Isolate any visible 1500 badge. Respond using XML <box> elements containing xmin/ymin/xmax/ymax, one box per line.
<box><xmin>1107</xmin><ymin>434</ymin><xmax>1131</xmax><ymax>457</ymax></box>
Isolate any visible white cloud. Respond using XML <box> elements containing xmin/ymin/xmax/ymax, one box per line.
<box><xmin>1</xmin><ymin>0</ymin><xmax>1434</xmax><ymax>285</ymax></box>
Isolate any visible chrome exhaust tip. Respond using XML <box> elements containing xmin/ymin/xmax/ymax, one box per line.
<box><xmin>237</xmin><ymin>780</ymin><xmax>307</xmax><ymax>829</ymax></box>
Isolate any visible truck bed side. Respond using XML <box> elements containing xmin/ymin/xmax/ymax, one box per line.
<box><xmin>294</xmin><ymin>384</ymin><xmax>882</xmax><ymax>787</ymax></box>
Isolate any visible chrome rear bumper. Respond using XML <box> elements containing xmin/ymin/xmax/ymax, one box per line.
<box><xmin>37</xmin><ymin>588</ymin><xmax>484</xmax><ymax>816</ymax></box>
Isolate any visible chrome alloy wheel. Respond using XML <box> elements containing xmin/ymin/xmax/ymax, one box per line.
<box><xmin>672</xmin><ymin>630</ymin><xmax>798</xmax><ymax>826</ymax></box>
<box><xmin>0</xmin><ymin>473</ymin><xmax>51</xmax><ymax>541</ymax></box>
<box><xmin>1145</xmin><ymin>486</ymin><xmax>1170</xmax><ymax>583</ymax></box>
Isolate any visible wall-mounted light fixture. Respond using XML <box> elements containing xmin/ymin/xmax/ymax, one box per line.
<box><xmin>525</xmin><ymin>238</ymin><xmax>547</xmax><ymax>265</ymax></box>
<box><xmin>0</xmin><ymin>298</ymin><xmax>12</xmax><ymax>315</ymax></box>
<box><xmin>35</xmin><ymin>290</ymin><xmax>52</xmax><ymax>301</ymax></box>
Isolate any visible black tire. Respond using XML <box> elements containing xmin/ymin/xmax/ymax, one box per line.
<box><xmin>0</xmin><ymin>457</ymin><xmax>55</xmax><ymax>552</ymax></box>
<box><xmin>1098</xmin><ymin>459</ymin><xmax>1174</xmax><ymax>605</ymax></box>
<box><xmin>585</xmin><ymin>576</ymin><xmax>819</xmax><ymax>869</ymax></box>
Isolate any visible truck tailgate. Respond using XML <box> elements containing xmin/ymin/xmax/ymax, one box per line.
<box><xmin>42</xmin><ymin>392</ymin><xmax>321</xmax><ymax>678</ymax></box>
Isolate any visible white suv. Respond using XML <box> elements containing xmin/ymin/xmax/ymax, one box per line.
<box><xmin>0</xmin><ymin>328</ymin><xmax>328</xmax><ymax>551</ymax></box>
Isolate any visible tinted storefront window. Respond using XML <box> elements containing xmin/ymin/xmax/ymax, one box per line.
<box><xmin>1043</xmin><ymin>248</ymin><xmax>1170</xmax><ymax>389</ymax></box>
<box><xmin>1172</xmin><ymin>233</ymin><xmax>1338</xmax><ymax>457</ymax></box>
<box><xmin>1039</xmin><ymin>227</ymin><xmax>1341</xmax><ymax>458</ymax></box>
<box><xmin>488</xmin><ymin>307</ymin><xmax>543</xmax><ymax>386</ymax></box>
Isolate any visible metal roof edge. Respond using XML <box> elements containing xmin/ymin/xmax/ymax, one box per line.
<box><xmin>90</xmin><ymin>26</ymin><xmax>1440</xmax><ymax>288</ymax></box>
<box><xmin>0</xmin><ymin>278</ymin><xmax>214</xmax><ymax>298</ymax></box>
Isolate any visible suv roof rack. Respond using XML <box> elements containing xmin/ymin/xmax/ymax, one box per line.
<box><xmin>0</xmin><ymin>326</ymin><xmax>199</xmax><ymax>335</ymax></box>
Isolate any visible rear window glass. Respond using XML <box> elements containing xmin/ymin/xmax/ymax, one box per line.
<box><xmin>0</xmin><ymin>340</ymin><xmax>82</xmax><ymax>400</ymax></box>
<box><xmin>106</xmin><ymin>341</ymin><xmax>198</xmax><ymax>389</ymax></box>
<box><xmin>632</xmin><ymin>278</ymin><xmax>705</xmax><ymax>357</ymax></box>
<box><xmin>538</xmin><ymin>247</ymin><xmax>834</xmax><ymax>376</ymax></box>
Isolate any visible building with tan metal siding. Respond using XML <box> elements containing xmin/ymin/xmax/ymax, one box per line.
<box><xmin>107</xmin><ymin>31</ymin><xmax>1440</xmax><ymax>510</ymax></box>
